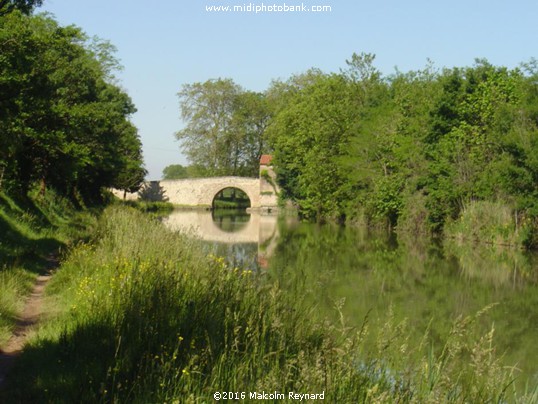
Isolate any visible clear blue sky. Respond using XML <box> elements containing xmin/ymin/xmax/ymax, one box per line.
<box><xmin>40</xmin><ymin>0</ymin><xmax>538</xmax><ymax>180</ymax></box>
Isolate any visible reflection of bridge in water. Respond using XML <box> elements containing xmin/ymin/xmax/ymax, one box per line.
<box><xmin>163</xmin><ymin>210</ymin><xmax>278</xmax><ymax>244</ymax></box>
<box><xmin>162</xmin><ymin>210</ymin><xmax>281</xmax><ymax>268</ymax></box>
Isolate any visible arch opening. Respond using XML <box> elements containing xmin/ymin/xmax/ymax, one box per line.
<box><xmin>211</xmin><ymin>187</ymin><xmax>252</xmax><ymax>233</ymax></box>
<box><xmin>211</xmin><ymin>187</ymin><xmax>251</xmax><ymax>210</ymax></box>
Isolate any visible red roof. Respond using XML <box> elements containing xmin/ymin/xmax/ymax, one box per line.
<box><xmin>260</xmin><ymin>154</ymin><xmax>273</xmax><ymax>165</ymax></box>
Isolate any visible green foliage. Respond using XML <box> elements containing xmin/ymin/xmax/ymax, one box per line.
<box><xmin>0</xmin><ymin>267</ymin><xmax>35</xmax><ymax>345</ymax></box>
<box><xmin>444</xmin><ymin>200</ymin><xmax>538</xmax><ymax>249</ymax></box>
<box><xmin>268</xmin><ymin>72</ymin><xmax>357</xmax><ymax>221</ymax></box>
<box><xmin>0</xmin><ymin>11</ymin><xmax>145</xmax><ymax>204</ymax></box>
<box><xmin>0</xmin><ymin>187</ymin><xmax>96</xmax><ymax>349</ymax></box>
<box><xmin>0</xmin><ymin>0</ymin><xmax>42</xmax><ymax>16</ymax></box>
<box><xmin>424</xmin><ymin>62</ymin><xmax>538</xmax><ymax>235</ymax></box>
<box><xmin>162</xmin><ymin>164</ymin><xmax>188</xmax><ymax>179</ymax></box>
<box><xmin>138</xmin><ymin>181</ymin><xmax>169</xmax><ymax>202</ymax></box>
<box><xmin>119</xmin><ymin>200</ymin><xmax>174</xmax><ymax>215</ymax></box>
<box><xmin>0</xmin><ymin>207</ymin><xmax>386</xmax><ymax>401</ymax></box>
<box><xmin>176</xmin><ymin>79</ymin><xmax>270</xmax><ymax>177</ymax></box>
<box><xmin>265</xmin><ymin>54</ymin><xmax>538</xmax><ymax>247</ymax></box>
<box><xmin>212</xmin><ymin>187</ymin><xmax>250</xmax><ymax>208</ymax></box>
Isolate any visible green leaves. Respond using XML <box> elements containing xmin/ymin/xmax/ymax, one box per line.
<box><xmin>425</xmin><ymin>62</ymin><xmax>538</xmax><ymax>231</ymax></box>
<box><xmin>265</xmin><ymin>55</ymin><xmax>538</xmax><ymax>238</ymax></box>
<box><xmin>0</xmin><ymin>12</ymin><xmax>145</xmax><ymax>203</ymax></box>
<box><xmin>176</xmin><ymin>79</ymin><xmax>270</xmax><ymax>177</ymax></box>
<box><xmin>0</xmin><ymin>0</ymin><xmax>42</xmax><ymax>16</ymax></box>
<box><xmin>268</xmin><ymin>72</ymin><xmax>357</xmax><ymax>220</ymax></box>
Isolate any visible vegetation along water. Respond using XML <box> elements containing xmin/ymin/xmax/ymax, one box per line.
<box><xmin>1</xmin><ymin>205</ymin><xmax>536</xmax><ymax>402</ymax></box>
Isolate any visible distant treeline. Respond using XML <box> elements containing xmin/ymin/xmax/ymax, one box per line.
<box><xmin>177</xmin><ymin>54</ymin><xmax>538</xmax><ymax>247</ymax></box>
<box><xmin>0</xmin><ymin>6</ymin><xmax>146</xmax><ymax>205</ymax></box>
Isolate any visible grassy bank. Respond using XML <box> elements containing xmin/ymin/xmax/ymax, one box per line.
<box><xmin>0</xmin><ymin>188</ymin><xmax>96</xmax><ymax>347</ymax></box>
<box><xmin>1</xmin><ymin>206</ymin><xmax>533</xmax><ymax>402</ymax></box>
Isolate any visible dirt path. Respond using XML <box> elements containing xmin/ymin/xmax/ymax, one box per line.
<box><xmin>0</xmin><ymin>271</ymin><xmax>53</xmax><ymax>388</ymax></box>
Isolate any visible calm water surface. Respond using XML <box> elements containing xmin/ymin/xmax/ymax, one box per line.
<box><xmin>163</xmin><ymin>209</ymin><xmax>538</xmax><ymax>391</ymax></box>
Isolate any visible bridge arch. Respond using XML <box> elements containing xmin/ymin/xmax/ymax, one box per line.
<box><xmin>211</xmin><ymin>186</ymin><xmax>252</xmax><ymax>209</ymax></box>
<box><xmin>112</xmin><ymin>155</ymin><xmax>279</xmax><ymax>209</ymax></box>
<box><xmin>197</xmin><ymin>178</ymin><xmax>260</xmax><ymax>208</ymax></box>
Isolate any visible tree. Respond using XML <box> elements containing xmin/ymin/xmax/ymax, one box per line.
<box><xmin>0</xmin><ymin>0</ymin><xmax>42</xmax><ymax>16</ymax></box>
<box><xmin>268</xmin><ymin>72</ymin><xmax>357</xmax><ymax>220</ymax></box>
<box><xmin>424</xmin><ymin>61</ymin><xmax>538</xmax><ymax>230</ymax></box>
<box><xmin>231</xmin><ymin>91</ymin><xmax>271</xmax><ymax>176</ymax></box>
<box><xmin>176</xmin><ymin>79</ymin><xmax>241</xmax><ymax>176</ymax></box>
<box><xmin>175</xmin><ymin>79</ymin><xmax>270</xmax><ymax>177</ymax></box>
<box><xmin>162</xmin><ymin>164</ymin><xmax>188</xmax><ymax>180</ymax></box>
<box><xmin>0</xmin><ymin>11</ymin><xmax>145</xmax><ymax>203</ymax></box>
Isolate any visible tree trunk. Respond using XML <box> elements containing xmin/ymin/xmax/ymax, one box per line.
<box><xmin>40</xmin><ymin>177</ymin><xmax>46</xmax><ymax>197</ymax></box>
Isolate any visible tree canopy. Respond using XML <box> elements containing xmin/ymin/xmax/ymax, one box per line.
<box><xmin>174</xmin><ymin>54</ymin><xmax>538</xmax><ymax>246</ymax></box>
<box><xmin>0</xmin><ymin>11</ymin><xmax>145</xmax><ymax>203</ymax></box>
<box><xmin>176</xmin><ymin>78</ymin><xmax>270</xmax><ymax>177</ymax></box>
<box><xmin>264</xmin><ymin>53</ymin><xmax>538</xmax><ymax>246</ymax></box>
<box><xmin>0</xmin><ymin>0</ymin><xmax>42</xmax><ymax>16</ymax></box>
<box><xmin>162</xmin><ymin>164</ymin><xmax>189</xmax><ymax>180</ymax></box>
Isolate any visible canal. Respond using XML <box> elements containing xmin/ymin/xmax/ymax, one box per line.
<box><xmin>163</xmin><ymin>209</ymin><xmax>538</xmax><ymax>393</ymax></box>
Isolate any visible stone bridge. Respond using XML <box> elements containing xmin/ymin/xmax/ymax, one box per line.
<box><xmin>159</xmin><ymin>176</ymin><xmax>273</xmax><ymax>208</ymax></box>
<box><xmin>114</xmin><ymin>155</ymin><xmax>279</xmax><ymax>210</ymax></box>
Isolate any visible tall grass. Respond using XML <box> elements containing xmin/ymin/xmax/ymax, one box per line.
<box><xmin>445</xmin><ymin>200</ymin><xmax>532</xmax><ymax>249</ymax></box>
<box><xmin>2</xmin><ymin>206</ymin><xmax>529</xmax><ymax>403</ymax></box>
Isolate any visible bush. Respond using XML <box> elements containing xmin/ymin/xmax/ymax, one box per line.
<box><xmin>445</xmin><ymin>201</ymin><xmax>521</xmax><ymax>248</ymax></box>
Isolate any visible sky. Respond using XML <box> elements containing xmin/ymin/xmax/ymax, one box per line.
<box><xmin>39</xmin><ymin>0</ymin><xmax>538</xmax><ymax>180</ymax></box>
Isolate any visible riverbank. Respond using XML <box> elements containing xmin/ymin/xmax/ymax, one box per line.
<box><xmin>1</xmin><ymin>205</ymin><xmax>534</xmax><ymax>402</ymax></box>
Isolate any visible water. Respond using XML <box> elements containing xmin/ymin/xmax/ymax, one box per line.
<box><xmin>163</xmin><ymin>209</ymin><xmax>538</xmax><ymax>391</ymax></box>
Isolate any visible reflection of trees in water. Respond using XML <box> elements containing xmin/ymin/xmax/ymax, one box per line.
<box><xmin>266</xmin><ymin>222</ymin><xmax>538</xmax><ymax>391</ymax></box>
<box><xmin>207</xmin><ymin>242</ymin><xmax>260</xmax><ymax>272</ymax></box>
<box><xmin>443</xmin><ymin>238</ymin><xmax>538</xmax><ymax>287</ymax></box>
<box><xmin>211</xmin><ymin>209</ymin><xmax>250</xmax><ymax>233</ymax></box>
